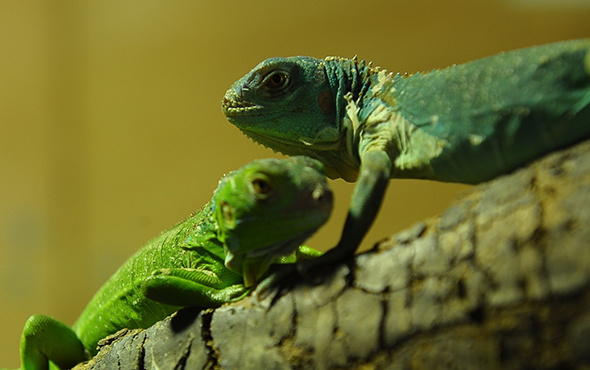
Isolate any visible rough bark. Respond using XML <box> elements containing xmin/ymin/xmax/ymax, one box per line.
<box><xmin>75</xmin><ymin>139</ymin><xmax>590</xmax><ymax>370</ymax></box>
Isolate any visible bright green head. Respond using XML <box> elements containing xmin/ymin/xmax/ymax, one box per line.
<box><xmin>212</xmin><ymin>156</ymin><xmax>332</xmax><ymax>287</ymax></box>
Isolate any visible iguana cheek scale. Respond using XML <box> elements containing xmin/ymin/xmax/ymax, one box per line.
<box><xmin>222</xmin><ymin>39</ymin><xmax>590</xmax><ymax>263</ymax></box>
<box><xmin>15</xmin><ymin>156</ymin><xmax>332</xmax><ymax>370</ymax></box>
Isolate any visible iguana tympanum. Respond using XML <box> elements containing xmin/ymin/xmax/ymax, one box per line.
<box><xmin>222</xmin><ymin>39</ymin><xmax>590</xmax><ymax>267</ymax></box>
<box><xmin>15</xmin><ymin>157</ymin><xmax>332</xmax><ymax>370</ymax></box>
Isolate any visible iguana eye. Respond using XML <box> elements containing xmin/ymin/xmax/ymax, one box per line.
<box><xmin>262</xmin><ymin>70</ymin><xmax>289</xmax><ymax>91</ymax></box>
<box><xmin>250</xmin><ymin>177</ymin><xmax>274</xmax><ymax>199</ymax></box>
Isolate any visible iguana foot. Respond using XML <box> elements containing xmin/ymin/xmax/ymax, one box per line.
<box><xmin>255</xmin><ymin>247</ymin><xmax>355</xmax><ymax>301</ymax></box>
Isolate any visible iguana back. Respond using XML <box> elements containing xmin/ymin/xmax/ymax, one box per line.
<box><xmin>72</xmin><ymin>208</ymin><xmax>227</xmax><ymax>352</ymax></box>
<box><xmin>387</xmin><ymin>39</ymin><xmax>590</xmax><ymax>183</ymax></box>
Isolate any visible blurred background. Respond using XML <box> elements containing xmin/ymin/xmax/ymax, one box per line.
<box><xmin>1</xmin><ymin>0</ymin><xmax>588</xmax><ymax>366</ymax></box>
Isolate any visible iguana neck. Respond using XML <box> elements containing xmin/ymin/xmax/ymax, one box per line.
<box><xmin>316</xmin><ymin>56</ymin><xmax>382</xmax><ymax>180</ymax></box>
<box><xmin>322</xmin><ymin>56</ymin><xmax>378</xmax><ymax>122</ymax></box>
<box><xmin>184</xmin><ymin>203</ymin><xmax>224</xmax><ymax>254</ymax></box>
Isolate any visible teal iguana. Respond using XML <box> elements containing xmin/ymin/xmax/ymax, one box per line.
<box><xmin>15</xmin><ymin>157</ymin><xmax>332</xmax><ymax>370</ymax></box>
<box><xmin>222</xmin><ymin>39</ymin><xmax>590</xmax><ymax>267</ymax></box>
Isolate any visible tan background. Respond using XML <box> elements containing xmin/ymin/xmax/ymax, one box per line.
<box><xmin>1</xmin><ymin>0</ymin><xmax>588</xmax><ymax>366</ymax></box>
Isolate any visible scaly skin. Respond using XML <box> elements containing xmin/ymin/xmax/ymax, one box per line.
<box><xmin>17</xmin><ymin>157</ymin><xmax>332</xmax><ymax>370</ymax></box>
<box><xmin>222</xmin><ymin>39</ymin><xmax>590</xmax><ymax>264</ymax></box>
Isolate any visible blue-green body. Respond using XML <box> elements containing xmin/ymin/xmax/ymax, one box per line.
<box><xmin>383</xmin><ymin>40</ymin><xmax>590</xmax><ymax>183</ymax></box>
<box><xmin>224</xmin><ymin>39</ymin><xmax>590</xmax><ymax>184</ymax></box>
<box><xmin>223</xmin><ymin>39</ymin><xmax>590</xmax><ymax>264</ymax></box>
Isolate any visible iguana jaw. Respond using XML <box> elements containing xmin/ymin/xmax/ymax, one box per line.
<box><xmin>222</xmin><ymin>91</ymin><xmax>341</xmax><ymax>153</ymax></box>
<box><xmin>221</xmin><ymin>97</ymin><xmax>263</xmax><ymax>117</ymax></box>
<box><xmin>227</xmin><ymin>230</ymin><xmax>315</xmax><ymax>287</ymax></box>
<box><xmin>237</xmin><ymin>126</ymin><xmax>338</xmax><ymax>154</ymax></box>
<box><xmin>223</xmin><ymin>196</ymin><xmax>332</xmax><ymax>285</ymax></box>
<box><xmin>223</xmin><ymin>99</ymin><xmax>349</xmax><ymax>173</ymax></box>
<box><xmin>236</xmin><ymin>127</ymin><xmax>360</xmax><ymax>181</ymax></box>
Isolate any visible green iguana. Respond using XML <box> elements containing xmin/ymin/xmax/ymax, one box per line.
<box><xmin>222</xmin><ymin>39</ymin><xmax>590</xmax><ymax>268</ymax></box>
<box><xmin>14</xmin><ymin>157</ymin><xmax>332</xmax><ymax>370</ymax></box>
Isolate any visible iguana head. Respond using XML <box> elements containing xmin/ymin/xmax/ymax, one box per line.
<box><xmin>212</xmin><ymin>156</ymin><xmax>333</xmax><ymax>287</ymax></box>
<box><xmin>222</xmin><ymin>56</ymin><xmax>364</xmax><ymax>181</ymax></box>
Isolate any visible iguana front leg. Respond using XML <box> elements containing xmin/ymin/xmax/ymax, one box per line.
<box><xmin>141</xmin><ymin>267</ymin><xmax>250</xmax><ymax>307</ymax></box>
<box><xmin>148</xmin><ymin>244</ymin><xmax>325</xmax><ymax>304</ymax></box>
<box><xmin>324</xmin><ymin>149</ymin><xmax>392</xmax><ymax>261</ymax></box>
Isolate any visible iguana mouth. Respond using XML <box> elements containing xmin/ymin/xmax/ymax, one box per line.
<box><xmin>222</xmin><ymin>95</ymin><xmax>263</xmax><ymax>117</ymax></box>
<box><xmin>225</xmin><ymin>229</ymin><xmax>317</xmax><ymax>287</ymax></box>
<box><xmin>246</xmin><ymin>230</ymin><xmax>315</xmax><ymax>259</ymax></box>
